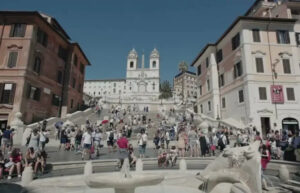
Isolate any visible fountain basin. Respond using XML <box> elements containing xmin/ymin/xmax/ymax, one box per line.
<box><xmin>85</xmin><ymin>173</ymin><xmax>164</xmax><ymax>189</ymax></box>
<box><xmin>26</xmin><ymin>170</ymin><xmax>202</xmax><ymax>193</ymax></box>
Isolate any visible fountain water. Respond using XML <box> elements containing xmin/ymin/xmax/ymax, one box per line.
<box><xmin>85</xmin><ymin>158</ymin><xmax>164</xmax><ymax>193</ymax></box>
<box><xmin>120</xmin><ymin>158</ymin><xmax>132</xmax><ymax>178</ymax></box>
<box><xmin>179</xmin><ymin>159</ymin><xmax>187</xmax><ymax>172</ymax></box>
<box><xmin>136</xmin><ymin>159</ymin><xmax>143</xmax><ymax>172</ymax></box>
<box><xmin>21</xmin><ymin>166</ymin><xmax>33</xmax><ymax>187</ymax></box>
<box><xmin>84</xmin><ymin>161</ymin><xmax>93</xmax><ymax>177</ymax></box>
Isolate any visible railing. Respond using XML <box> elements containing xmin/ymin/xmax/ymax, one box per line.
<box><xmin>45</xmin><ymin>157</ymin><xmax>300</xmax><ymax>178</ymax></box>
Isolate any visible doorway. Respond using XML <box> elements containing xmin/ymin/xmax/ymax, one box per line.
<box><xmin>0</xmin><ymin>120</ymin><xmax>7</xmax><ymax>132</ymax></box>
<box><xmin>261</xmin><ymin>117</ymin><xmax>271</xmax><ymax>137</ymax></box>
<box><xmin>282</xmin><ymin>117</ymin><xmax>299</xmax><ymax>134</ymax></box>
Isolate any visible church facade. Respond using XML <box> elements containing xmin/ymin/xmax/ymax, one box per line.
<box><xmin>84</xmin><ymin>48</ymin><xmax>160</xmax><ymax>102</ymax></box>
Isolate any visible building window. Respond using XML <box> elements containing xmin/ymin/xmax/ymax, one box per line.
<box><xmin>58</xmin><ymin>46</ymin><xmax>68</xmax><ymax>61</ymax></box>
<box><xmin>295</xmin><ymin>33</ymin><xmax>300</xmax><ymax>45</ymax></box>
<box><xmin>57</xmin><ymin>71</ymin><xmax>63</xmax><ymax>84</ymax></box>
<box><xmin>72</xmin><ymin>77</ymin><xmax>76</xmax><ymax>88</ymax></box>
<box><xmin>27</xmin><ymin>85</ymin><xmax>41</xmax><ymax>101</ymax></box>
<box><xmin>207</xmin><ymin>79</ymin><xmax>210</xmax><ymax>91</ymax></box>
<box><xmin>216</xmin><ymin>49</ymin><xmax>223</xmax><ymax>63</ymax></box>
<box><xmin>197</xmin><ymin>64</ymin><xmax>201</xmax><ymax>76</ymax></box>
<box><xmin>252</xmin><ymin>29</ymin><xmax>261</xmax><ymax>42</ymax></box>
<box><xmin>73</xmin><ymin>54</ymin><xmax>78</xmax><ymax>66</ymax></box>
<box><xmin>7</xmin><ymin>52</ymin><xmax>18</xmax><ymax>68</ymax></box>
<box><xmin>33</xmin><ymin>56</ymin><xmax>41</xmax><ymax>74</ymax></box>
<box><xmin>152</xmin><ymin>82</ymin><xmax>155</xmax><ymax>90</ymax></box>
<box><xmin>222</xmin><ymin>97</ymin><xmax>226</xmax><ymax>108</ymax></box>
<box><xmin>255</xmin><ymin>58</ymin><xmax>264</xmax><ymax>73</ymax></box>
<box><xmin>80</xmin><ymin>63</ymin><xmax>84</xmax><ymax>74</ymax></box>
<box><xmin>259</xmin><ymin>87</ymin><xmax>267</xmax><ymax>100</ymax></box>
<box><xmin>233</xmin><ymin>61</ymin><xmax>243</xmax><ymax>79</ymax></box>
<box><xmin>199</xmin><ymin>85</ymin><xmax>202</xmax><ymax>95</ymax></box>
<box><xmin>282</xmin><ymin>59</ymin><xmax>291</xmax><ymax>74</ymax></box>
<box><xmin>232</xmin><ymin>33</ymin><xmax>240</xmax><ymax>50</ymax></box>
<box><xmin>286</xmin><ymin>87</ymin><xmax>295</xmax><ymax>101</ymax></box>
<box><xmin>238</xmin><ymin>89</ymin><xmax>244</xmax><ymax>103</ymax></box>
<box><xmin>200</xmin><ymin>104</ymin><xmax>203</xmax><ymax>113</ymax></box>
<box><xmin>152</xmin><ymin>61</ymin><xmax>156</xmax><ymax>68</ymax></box>
<box><xmin>208</xmin><ymin>101</ymin><xmax>211</xmax><ymax>111</ymax></box>
<box><xmin>206</xmin><ymin>57</ymin><xmax>209</xmax><ymax>68</ymax></box>
<box><xmin>37</xmin><ymin>28</ymin><xmax>48</xmax><ymax>47</ymax></box>
<box><xmin>0</xmin><ymin>83</ymin><xmax>16</xmax><ymax>105</ymax></box>
<box><xmin>197</xmin><ymin>64</ymin><xmax>202</xmax><ymax>76</ymax></box>
<box><xmin>276</xmin><ymin>30</ymin><xmax>290</xmax><ymax>44</ymax></box>
<box><xmin>219</xmin><ymin>74</ymin><xmax>225</xmax><ymax>87</ymax></box>
<box><xmin>114</xmin><ymin>83</ymin><xmax>116</xmax><ymax>87</ymax></box>
<box><xmin>130</xmin><ymin>61</ymin><xmax>134</xmax><ymax>68</ymax></box>
<box><xmin>78</xmin><ymin>83</ymin><xmax>81</xmax><ymax>93</ymax></box>
<box><xmin>10</xmin><ymin>24</ymin><xmax>26</xmax><ymax>37</ymax></box>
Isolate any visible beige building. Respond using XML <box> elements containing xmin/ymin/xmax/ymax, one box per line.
<box><xmin>173</xmin><ymin>71</ymin><xmax>197</xmax><ymax>103</ymax></box>
<box><xmin>191</xmin><ymin>0</ymin><xmax>300</xmax><ymax>136</ymax></box>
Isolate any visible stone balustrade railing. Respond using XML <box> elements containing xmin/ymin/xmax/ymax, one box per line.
<box><xmin>46</xmin><ymin>158</ymin><xmax>300</xmax><ymax>178</ymax></box>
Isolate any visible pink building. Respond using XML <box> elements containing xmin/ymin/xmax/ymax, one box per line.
<box><xmin>191</xmin><ymin>0</ymin><xmax>300</xmax><ymax>136</ymax></box>
<box><xmin>0</xmin><ymin>11</ymin><xmax>91</xmax><ymax>127</ymax></box>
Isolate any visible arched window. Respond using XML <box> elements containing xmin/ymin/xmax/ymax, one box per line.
<box><xmin>130</xmin><ymin>61</ymin><xmax>134</xmax><ymax>68</ymax></box>
<box><xmin>152</xmin><ymin>61</ymin><xmax>156</xmax><ymax>68</ymax></box>
<box><xmin>33</xmin><ymin>56</ymin><xmax>41</xmax><ymax>74</ymax></box>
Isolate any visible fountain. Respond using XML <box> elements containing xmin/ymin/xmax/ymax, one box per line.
<box><xmin>19</xmin><ymin>142</ymin><xmax>299</xmax><ymax>193</ymax></box>
<box><xmin>85</xmin><ymin>158</ymin><xmax>164</xmax><ymax>193</ymax></box>
<box><xmin>179</xmin><ymin>159</ymin><xmax>187</xmax><ymax>172</ymax></box>
<box><xmin>21</xmin><ymin>166</ymin><xmax>34</xmax><ymax>187</ymax></box>
<box><xmin>136</xmin><ymin>159</ymin><xmax>143</xmax><ymax>172</ymax></box>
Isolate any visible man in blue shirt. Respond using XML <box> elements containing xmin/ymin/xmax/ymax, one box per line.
<box><xmin>1</xmin><ymin>126</ymin><xmax>12</xmax><ymax>154</ymax></box>
<box><xmin>293</xmin><ymin>130</ymin><xmax>300</xmax><ymax>162</ymax></box>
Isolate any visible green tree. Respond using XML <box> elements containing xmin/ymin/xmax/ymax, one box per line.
<box><xmin>159</xmin><ymin>80</ymin><xmax>173</xmax><ymax>99</ymax></box>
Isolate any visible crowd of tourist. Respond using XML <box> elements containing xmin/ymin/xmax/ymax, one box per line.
<box><xmin>0</xmin><ymin>121</ymin><xmax>48</xmax><ymax>180</ymax></box>
<box><xmin>0</xmin><ymin>103</ymin><xmax>299</xmax><ymax>180</ymax></box>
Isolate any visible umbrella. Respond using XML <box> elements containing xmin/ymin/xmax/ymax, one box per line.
<box><xmin>102</xmin><ymin>120</ymin><xmax>109</xmax><ymax>124</ymax></box>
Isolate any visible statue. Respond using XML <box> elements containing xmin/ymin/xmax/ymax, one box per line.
<box><xmin>179</xmin><ymin>61</ymin><xmax>188</xmax><ymax>72</ymax></box>
<box><xmin>196</xmin><ymin>141</ymin><xmax>262</xmax><ymax>193</ymax></box>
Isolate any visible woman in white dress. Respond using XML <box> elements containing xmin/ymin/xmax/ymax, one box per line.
<box><xmin>28</xmin><ymin>129</ymin><xmax>40</xmax><ymax>151</ymax></box>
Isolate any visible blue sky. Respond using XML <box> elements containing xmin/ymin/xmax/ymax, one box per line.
<box><xmin>2</xmin><ymin>0</ymin><xmax>254</xmax><ymax>82</ymax></box>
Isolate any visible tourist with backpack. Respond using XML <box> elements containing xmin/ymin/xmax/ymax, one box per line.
<box><xmin>107</xmin><ymin>130</ymin><xmax>114</xmax><ymax>153</ymax></box>
<box><xmin>218</xmin><ymin>132</ymin><xmax>227</xmax><ymax>151</ymax></box>
<box><xmin>39</xmin><ymin>128</ymin><xmax>49</xmax><ymax>151</ymax></box>
<box><xmin>81</xmin><ymin>128</ymin><xmax>93</xmax><ymax>160</ymax></box>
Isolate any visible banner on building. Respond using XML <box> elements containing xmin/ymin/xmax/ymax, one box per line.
<box><xmin>271</xmin><ymin>85</ymin><xmax>284</xmax><ymax>104</ymax></box>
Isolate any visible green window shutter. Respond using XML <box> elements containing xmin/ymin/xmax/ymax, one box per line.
<box><xmin>9</xmin><ymin>83</ymin><xmax>16</xmax><ymax>105</ymax></box>
<box><xmin>0</xmin><ymin>83</ymin><xmax>4</xmax><ymax>103</ymax></box>
<box><xmin>9</xmin><ymin>24</ymin><xmax>15</xmax><ymax>37</ymax></box>
<box><xmin>7</xmin><ymin>52</ymin><xmax>18</xmax><ymax>68</ymax></box>
<box><xmin>19</xmin><ymin>24</ymin><xmax>26</xmax><ymax>37</ymax></box>
<box><xmin>26</xmin><ymin>84</ymin><xmax>31</xmax><ymax>99</ymax></box>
